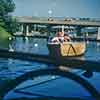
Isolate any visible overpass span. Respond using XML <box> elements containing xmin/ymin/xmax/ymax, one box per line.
<box><xmin>16</xmin><ymin>17</ymin><xmax>100</xmax><ymax>27</ymax></box>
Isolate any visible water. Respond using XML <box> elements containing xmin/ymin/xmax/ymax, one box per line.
<box><xmin>0</xmin><ymin>37</ymin><xmax>100</xmax><ymax>100</ymax></box>
<box><xmin>10</xmin><ymin>37</ymin><xmax>48</xmax><ymax>55</ymax></box>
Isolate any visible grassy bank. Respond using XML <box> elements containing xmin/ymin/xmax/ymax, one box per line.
<box><xmin>0</xmin><ymin>26</ymin><xmax>11</xmax><ymax>48</ymax></box>
<box><xmin>0</xmin><ymin>26</ymin><xmax>11</xmax><ymax>39</ymax></box>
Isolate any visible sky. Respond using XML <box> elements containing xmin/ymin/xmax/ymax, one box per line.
<box><xmin>13</xmin><ymin>0</ymin><xmax>100</xmax><ymax>18</ymax></box>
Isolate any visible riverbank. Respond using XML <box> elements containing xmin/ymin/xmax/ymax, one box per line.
<box><xmin>0</xmin><ymin>26</ymin><xmax>12</xmax><ymax>48</ymax></box>
<box><xmin>0</xmin><ymin>26</ymin><xmax>11</xmax><ymax>39</ymax></box>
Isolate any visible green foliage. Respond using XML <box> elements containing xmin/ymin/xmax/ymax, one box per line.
<box><xmin>0</xmin><ymin>0</ymin><xmax>18</xmax><ymax>34</ymax></box>
<box><xmin>0</xmin><ymin>0</ymin><xmax>15</xmax><ymax>15</ymax></box>
<box><xmin>4</xmin><ymin>16</ymin><xmax>19</xmax><ymax>34</ymax></box>
<box><xmin>0</xmin><ymin>26</ymin><xmax>10</xmax><ymax>48</ymax></box>
<box><xmin>0</xmin><ymin>26</ymin><xmax>11</xmax><ymax>39</ymax></box>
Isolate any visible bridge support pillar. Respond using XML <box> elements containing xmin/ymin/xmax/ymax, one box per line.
<box><xmin>34</xmin><ymin>24</ymin><xmax>37</xmax><ymax>31</ymax></box>
<box><xmin>97</xmin><ymin>27</ymin><xmax>100</xmax><ymax>40</ymax></box>
<box><xmin>62</xmin><ymin>25</ymin><xmax>64</xmax><ymax>33</ymax></box>
<box><xmin>76</xmin><ymin>26</ymin><xmax>82</xmax><ymax>36</ymax></box>
<box><xmin>21</xmin><ymin>24</ymin><xmax>24</xmax><ymax>34</ymax></box>
<box><xmin>26</xmin><ymin>25</ymin><xmax>29</xmax><ymax>36</ymax></box>
<box><xmin>47</xmin><ymin>25</ymin><xmax>52</xmax><ymax>37</ymax></box>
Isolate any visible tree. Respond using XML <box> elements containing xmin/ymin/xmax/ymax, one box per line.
<box><xmin>0</xmin><ymin>0</ymin><xmax>18</xmax><ymax>34</ymax></box>
<box><xmin>4</xmin><ymin>15</ymin><xmax>19</xmax><ymax>34</ymax></box>
<box><xmin>0</xmin><ymin>0</ymin><xmax>15</xmax><ymax>16</ymax></box>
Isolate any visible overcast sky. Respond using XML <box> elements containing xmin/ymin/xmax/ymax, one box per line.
<box><xmin>13</xmin><ymin>0</ymin><xmax>100</xmax><ymax>18</ymax></box>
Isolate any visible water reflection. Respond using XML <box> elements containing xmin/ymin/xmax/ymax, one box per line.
<box><xmin>96</xmin><ymin>42</ymin><xmax>100</xmax><ymax>52</ymax></box>
<box><xmin>85</xmin><ymin>41</ymin><xmax>100</xmax><ymax>61</ymax></box>
<box><xmin>9</xmin><ymin>37</ymin><xmax>48</xmax><ymax>55</ymax></box>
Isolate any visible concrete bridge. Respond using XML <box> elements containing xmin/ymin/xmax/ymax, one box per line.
<box><xmin>15</xmin><ymin>16</ymin><xmax>100</xmax><ymax>39</ymax></box>
<box><xmin>16</xmin><ymin>16</ymin><xmax>100</xmax><ymax>26</ymax></box>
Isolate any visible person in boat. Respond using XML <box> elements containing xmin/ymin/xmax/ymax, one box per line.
<box><xmin>51</xmin><ymin>32</ymin><xmax>71</xmax><ymax>43</ymax></box>
<box><xmin>64</xmin><ymin>33</ymin><xmax>71</xmax><ymax>42</ymax></box>
<box><xmin>51</xmin><ymin>32</ymin><xmax>64</xmax><ymax>43</ymax></box>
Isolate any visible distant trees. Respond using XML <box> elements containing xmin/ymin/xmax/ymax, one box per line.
<box><xmin>0</xmin><ymin>0</ymin><xmax>18</xmax><ymax>35</ymax></box>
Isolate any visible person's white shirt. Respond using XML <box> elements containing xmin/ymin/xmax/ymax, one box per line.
<box><xmin>51</xmin><ymin>36</ymin><xmax>64</xmax><ymax>43</ymax></box>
